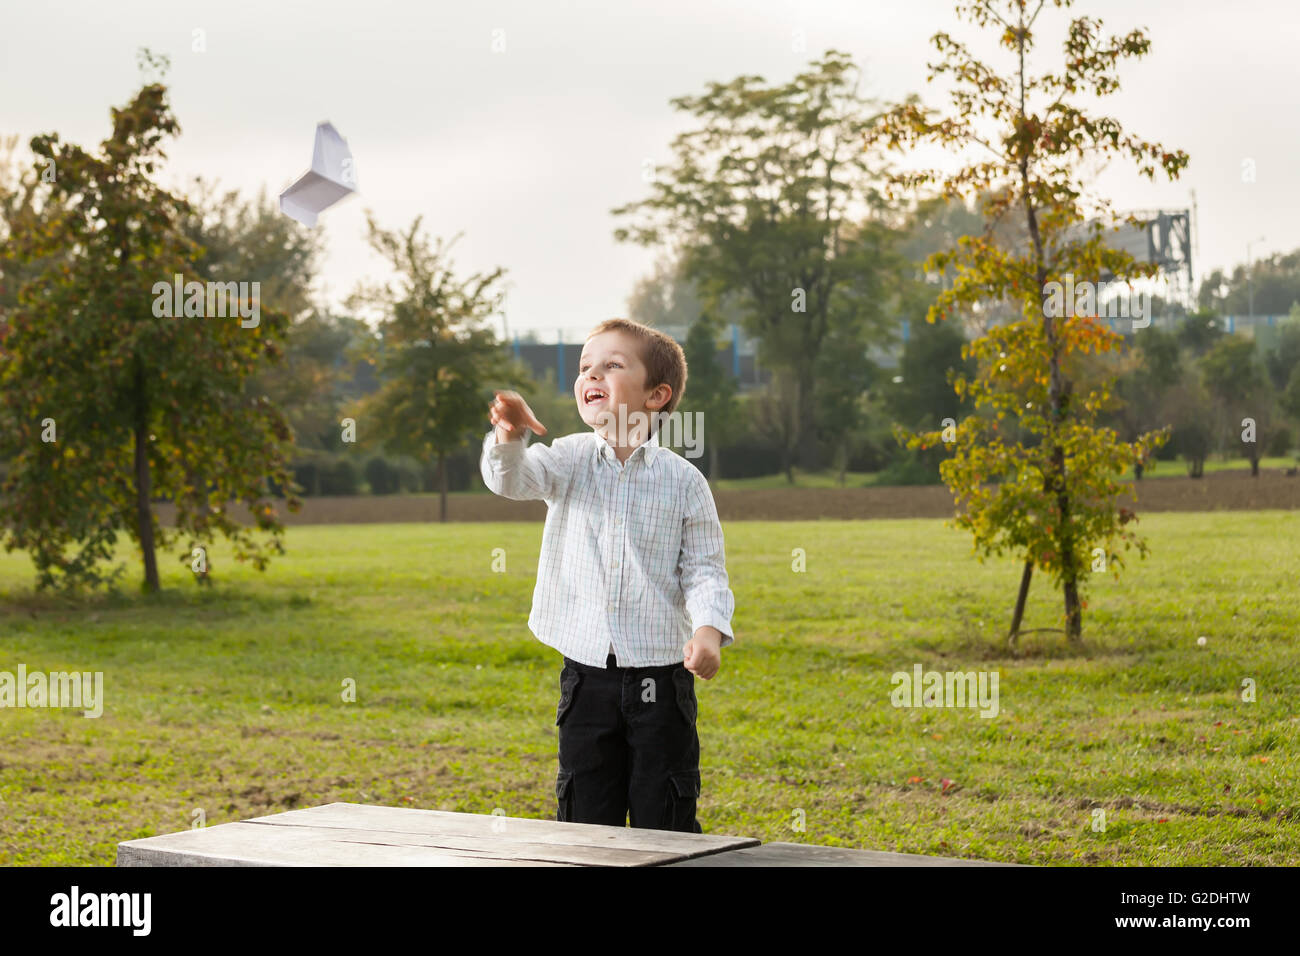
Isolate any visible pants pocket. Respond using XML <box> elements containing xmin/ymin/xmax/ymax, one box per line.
<box><xmin>556</xmin><ymin>769</ymin><xmax>575</xmax><ymax>822</ymax></box>
<box><xmin>671</xmin><ymin>666</ymin><xmax>697</xmax><ymax>725</ymax></box>
<box><xmin>556</xmin><ymin>665</ymin><xmax>581</xmax><ymax>726</ymax></box>
<box><xmin>664</xmin><ymin>770</ymin><xmax>702</xmax><ymax>833</ymax></box>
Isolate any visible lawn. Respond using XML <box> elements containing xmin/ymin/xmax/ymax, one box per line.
<box><xmin>1</xmin><ymin>512</ymin><xmax>1297</xmax><ymax>865</ymax></box>
<box><xmin>701</xmin><ymin>454</ymin><xmax>1300</xmax><ymax>491</ymax></box>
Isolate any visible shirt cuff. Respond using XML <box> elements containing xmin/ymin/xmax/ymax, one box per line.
<box><xmin>690</xmin><ymin>612</ymin><xmax>735</xmax><ymax>648</ymax></box>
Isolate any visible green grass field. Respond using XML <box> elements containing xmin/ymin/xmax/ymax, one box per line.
<box><xmin>702</xmin><ymin>454</ymin><xmax>1300</xmax><ymax>491</ymax></box>
<box><xmin>1</xmin><ymin>512</ymin><xmax>1297</xmax><ymax>865</ymax></box>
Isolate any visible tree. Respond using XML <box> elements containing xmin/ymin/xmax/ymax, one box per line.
<box><xmin>0</xmin><ymin>61</ymin><xmax>297</xmax><ymax>592</ymax></box>
<box><xmin>1262</xmin><ymin>311</ymin><xmax>1300</xmax><ymax>392</ymax></box>
<box><xmin>626</xmin><ymin>250</ymin><xmax>747</xmax><ymax>481</ymax></box>
<box><xmin>613</xmin><ymin>50</ymin><xmax>897</xmax><ymax>475</ymax></box>
<box><xmin>877</xmin><ymin>0</ymin><xmax>1187</xmax><ymax>644</ymax></box>
<box><xmin>269</xmin><ymin>310</ymin><xmax>376</xmax><ymax>454</ymax></box>
<box><xmin>1199</xmin><ymin>336</ymin><xmax>1279</xmax><ymax>476</ymax></box>
<box><xmin>886</xmin><ymin>315</ymin><xmax>976</xmax><ymax>433</ymax></box>
<box><xmin>814</xmin><ymin>313</ymin><xmax>879</xmax><ymax>485</ymax></box>
<box><xmin>1108</xmin><ymin>325</ymin><xmax>1182</xmax><ymax>477</ymax></box>
<box><xmin>681</xmin><ymin>311</ymin><xmax>741</xmax><ymax>483</ymax></box>
<box><xmin>1198</xmin><ymin>250</ymin><xmax>1300</xmax><ymax>318</ymax></box>
<box><xmin>347</xmin><ymin>214</ymin><xmax>514</xmax><ymax>521</ymax></box>
<box><xmin>1177</xmin><ymin>308</ymin><xmax>1224</xmax><ymax>357</ymax></box>
<box><xmin>178</xmin><ymin>178</ymin><xmax>322</xmax><ymax>325</ymax></box>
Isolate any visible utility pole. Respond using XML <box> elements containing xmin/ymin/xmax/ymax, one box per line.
<box><xmin>1247</xmin><ymin>235</ymin><xmax>1265</xmax><ymax>319</ymax></box>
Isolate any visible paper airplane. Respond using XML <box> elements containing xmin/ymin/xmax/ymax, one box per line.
<box><xmin>279</xmin><ymin>121</ymin><xmax>357</xmax><ymax>227</ymax></box>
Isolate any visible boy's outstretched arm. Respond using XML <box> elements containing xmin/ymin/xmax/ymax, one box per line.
<box><xmin>480</xmin><ymin>390</ymin><xmax>572</xmax><ymax>502</ymax></box>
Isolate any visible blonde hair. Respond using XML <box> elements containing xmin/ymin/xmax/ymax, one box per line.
<box><xmin>585</xmin><ymin>318</ymin><xmax>687</xmax><ymax>416</ymax></box>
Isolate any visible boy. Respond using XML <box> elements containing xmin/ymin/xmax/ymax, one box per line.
<box><xmin>479</xmin><ymin>318</ymin><xmax>735</xmax><ymax>832</ymax></box>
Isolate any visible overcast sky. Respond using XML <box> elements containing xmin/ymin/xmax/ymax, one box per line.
<box><xmin>4</xmin><ymin>0</ymin><xmax>1298</xmax><ymax>337</ymax></box>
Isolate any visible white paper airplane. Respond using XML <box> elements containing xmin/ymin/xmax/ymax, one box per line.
<box><xmin>279</xmin><ymin>121</ymin><xmax>357</xmax><ymax>227</ymax></box>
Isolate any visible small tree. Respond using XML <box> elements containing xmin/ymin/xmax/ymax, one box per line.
<box><xmin>347</xmin><ymin>214</ymin><xmax>514</xmax><ymax>521</ymax></box>
<box><xmin>875</xmin><ymin>0</ymin><xmax>1188</xmax><ymax>644</ymax></box>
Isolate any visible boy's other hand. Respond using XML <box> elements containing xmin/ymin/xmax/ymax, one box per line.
<box><xmin>684</xmin><ymin>627</ymin><xmax>723</xmax><ymax>680</ymax></box>
<box><xmin>490</xmin><ymin>390</ymin><xmax>547</xmax><ymax>442</ymax></box>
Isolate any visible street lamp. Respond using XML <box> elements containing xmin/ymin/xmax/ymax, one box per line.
<box><xmin>1247</xmin><ymin>235</ymin><xmax>1265</xmax><ymax>319</ymax></box>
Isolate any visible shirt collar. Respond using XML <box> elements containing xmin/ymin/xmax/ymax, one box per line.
<box><xmin>595</xmin><ymin>427</ymin><xmax>662</xmax><ymax>469</ymax></box>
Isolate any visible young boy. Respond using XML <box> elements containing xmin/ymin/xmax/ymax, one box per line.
<box><xmin>479</xmin><ymin>318</ymin><xmax>735</xmax><ymax>832</ymax></box>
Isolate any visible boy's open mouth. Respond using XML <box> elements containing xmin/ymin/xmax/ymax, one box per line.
<box><xmin>583</xmin><ymin>388</ymin><xmax>608</xmax><ymax>406</ymax></box>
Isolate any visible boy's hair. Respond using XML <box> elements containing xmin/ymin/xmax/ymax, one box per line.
<box><xmin>585</xmin><ymin>318</ymin><xmax>687</xmax><ymax>416</ymax></box>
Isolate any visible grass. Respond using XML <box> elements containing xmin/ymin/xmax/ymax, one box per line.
<box><xmin>1</xmin><ymin>512</ymin><xmax>1297</xmax><ymax>866</ymax></box>
<box><xmin>699</xmin><ymin>454</ymin><xmax>1300</xmax><ymax>491</ymax></box>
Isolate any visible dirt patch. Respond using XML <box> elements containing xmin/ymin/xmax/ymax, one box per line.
<box><xmin>155</xmin><ymin>469</ymin><xmax>1300</xmax><ymax>525</ymax></box>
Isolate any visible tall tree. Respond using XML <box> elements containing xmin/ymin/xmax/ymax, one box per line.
<box><xmin>0</xmin><ymin>61</ymin><xmax>297</xmax><ymax>591</ymax></box>
<box><xmin>613</xmin><ymin>50</ymin><xmax>896</xmax><ymax>474</ymax></box>
<box><xmin>347</xmin><ymin>214</ymin><xmax>514</xmax><ymax>521</ymax></box>
<box><xmin>877</xmin><ymin>0</ymin><xmax>1188</xmax><ymax>644</ymax></box>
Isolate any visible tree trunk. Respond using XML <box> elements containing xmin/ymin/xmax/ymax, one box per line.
<box><xmin>133</xmin><ymin>361</ymin><xmax>159</xmax><ymax>593</ymax></box>
<box><xmin>1063</xmin><ymin>572</ymin><xmax>1083</xmax><ymax>642</ymax></box>
<box><xmin>1051</xmin><ymin>439</ymin><xmax>1082</xmax><ymax>645</ymax></box>
<box><xmin>795</xmin><ymin>366</ymin><xmax>821</xmax><ymax>472</ymax></box>
<box><xmin>1008</xmin><ymin>560</ymin><xmax>1033</xmax><ymax>644</ymax></box>
<box><xmin>1250</xmin><ymin>450</ymin><xmax>1260</xmax><ymax>477</ymax></box>
<box><xmin>709</xmin><ymin>443</ymin><xmax>719</xmax><ymax>483</ymax></box>
<box><xmin>438</xmin><ymin>451</ymin><xmax>448</xmax><ymax>523</ymax></box>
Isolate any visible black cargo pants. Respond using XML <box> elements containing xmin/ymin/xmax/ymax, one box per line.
<box><xmin>555</xmin><ymin>653</ymin><xmax>702</xmax><ymax>832</ymax></box>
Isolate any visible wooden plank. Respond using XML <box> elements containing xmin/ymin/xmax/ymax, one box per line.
<box><xmin>243</xmin><ymin>803</ymin><xmax>758</xmax><ymax>860</ymax></box>
<box><xmin>117</xmin><ymin>822</ymin><xmax>569</xmax><ymax>867</ymax></box>
<box><xmin>667</xmin><ymin>842</ymin><xmax>1023</xmax><ymax>867</ymax></box>
<box><xmin>117</xmin><ymin>803</ymin><xmax>760</xmax><ymax>868</ymax></box>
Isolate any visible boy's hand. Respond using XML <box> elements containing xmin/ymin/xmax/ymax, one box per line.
<box><xmin>684</xmin><ymin>627</ymin><xmax>723</xmax><ymax>680</ymax></box>
<box><xmin>490</xmin><ymin>390</ymin><xmax>547</xmax><ymax>442</ymax></box>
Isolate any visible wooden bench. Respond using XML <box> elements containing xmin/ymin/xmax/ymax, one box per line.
<box><xmin>115</xmin><ymin>802</ymin><xmax>1020</xmax><ymax>867</ymax></box>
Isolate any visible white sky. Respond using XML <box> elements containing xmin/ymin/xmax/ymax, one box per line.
<box><xmin>3</xmin><ymin>0</ymin><xmax>1298</xmax><ymax>336</ymax></box>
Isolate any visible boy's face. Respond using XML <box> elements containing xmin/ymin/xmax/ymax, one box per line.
<box><xmin>575</xmin><ymin>330</ymin><xmax>671</xmax><ymax>435</ymax></box>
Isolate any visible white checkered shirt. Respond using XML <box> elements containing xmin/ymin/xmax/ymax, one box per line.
<box><xmin>480</xmin><ymin>426</ymin><xmax>736</xmax><ymax>668</ymax></box>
